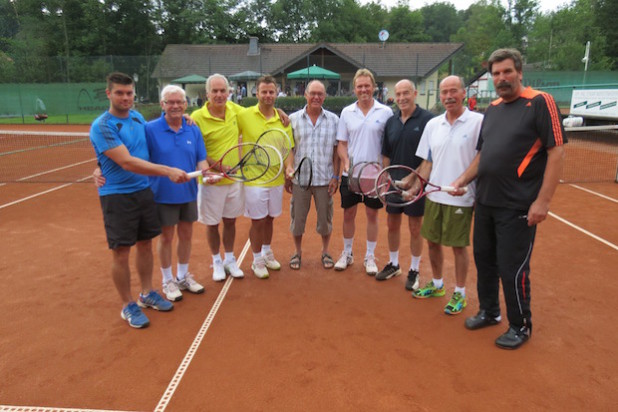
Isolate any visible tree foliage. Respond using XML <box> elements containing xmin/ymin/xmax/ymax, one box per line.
<box><xmin>1</xmin><ymin>0</ymin><xmax>615</xmax><ymax>83</ymax></box>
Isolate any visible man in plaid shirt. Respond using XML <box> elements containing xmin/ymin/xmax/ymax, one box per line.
<box><xmin>285</xmin><ymin>80</ymin><xmax>340</xmax><ymax>270</ymax></box>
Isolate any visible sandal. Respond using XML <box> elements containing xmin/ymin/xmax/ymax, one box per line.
<box><xmin>321</xmin><ymin>253</ymin><xmax>335</xmax><ymax>269</ymax></box>
<box><xmin>289</xmin><ymin>254</ymin><xmax>301</xmax><ymax>270</ymax></box>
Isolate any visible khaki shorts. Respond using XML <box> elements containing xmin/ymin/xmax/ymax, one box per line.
<box><xmin>420</xmin><ymin>198</ymin><xmax>473</xmax><ymax>247</ymax></box>
<box><xmin>290</xmin><ymin>185</ymin><xmax>333</xmax><ymax>236</ymax></box>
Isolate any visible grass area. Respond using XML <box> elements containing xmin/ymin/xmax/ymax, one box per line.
<box><xmin>0</xmin><ymin>113</ymin><xmax>99</xmax><ymax>125</ymax></box>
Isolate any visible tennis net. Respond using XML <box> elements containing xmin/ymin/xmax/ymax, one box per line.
<box><xmin>0</xmin><ymin>131</ymin><xmax>96</xmax><ymax>183</ymax></box>
<box><xmin>562</xmin><ymin>125</ymin><xmax>618</xmax><ymax>183</ymax></box>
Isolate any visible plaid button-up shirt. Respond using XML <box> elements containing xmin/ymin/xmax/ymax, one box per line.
<box><xmin>289</xmin><ymin>106</ymin><xmax>339</xmax><ymax>186</ymax></box>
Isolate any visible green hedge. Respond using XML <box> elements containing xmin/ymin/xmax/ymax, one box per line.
<box><xmin>241</xmin><ymin>96</ymin><xmax>359</xmax><ymax>114</ymax></box>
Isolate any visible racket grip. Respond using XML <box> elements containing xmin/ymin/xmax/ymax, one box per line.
<box><xmin>188</xmin><ymin>170</ymin><xmax>203</xmax><ymax>179</ymax></box>
<box><xmin>442</xmin><ymin>186</ymin><xmax>468</xmax><ymax>193</ymax></box>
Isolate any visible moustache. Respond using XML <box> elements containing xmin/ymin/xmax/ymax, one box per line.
<box><xmin>444</xmin><ymin>98</ymin><xmax>457</xmax><ymax>105</ymax></box>
<box><xmin>497</xmin><ymin>81</ymin><xmax>512</xmax><ymax>89</ymax></box>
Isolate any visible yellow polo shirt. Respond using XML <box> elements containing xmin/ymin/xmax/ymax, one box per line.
<box><xmin>191</xmin><ymin>100</ymin><xmax>244</xmax><ymax>185</ymax></box>
<box><xmin>237</xmin><ymin>105</ymin><xmax>294</xmax><ymax>187</ymax></box>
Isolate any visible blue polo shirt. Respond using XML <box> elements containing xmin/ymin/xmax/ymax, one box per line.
<box><xmin>90</xmin><ymin>110</ymin><xmax>150</xmax><ymax>196</ymax></box>
<box><xmin>145</xmin><ymin>114</ymin><xmax>207</xmax><ymax>204</ymax></box>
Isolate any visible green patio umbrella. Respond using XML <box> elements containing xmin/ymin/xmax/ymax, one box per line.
<box><xmin>286</xmin><ymin>65</ymin><xmax>340</xmax><ymax>80</ymax></box>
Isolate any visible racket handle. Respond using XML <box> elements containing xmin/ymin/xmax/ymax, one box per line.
<box><xmin>188</xmin><ymin>170</ymin><xmax>203</xmax><ymax>179</ymax></box>
<box><xmin>442</xmin><ymin>186</ymin><xmax>468</xmax><ymax>193</ymax></box>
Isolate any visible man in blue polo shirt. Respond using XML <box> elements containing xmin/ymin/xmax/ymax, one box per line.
<box><xmin>90</xmin><ymin>72</ymin><xmax>190</xmax><ymax>329</ymax></box>
<box><xmin>146</xmin><ymin>85</ymin><xmax>209</xmax><ymax>302</ymax></box>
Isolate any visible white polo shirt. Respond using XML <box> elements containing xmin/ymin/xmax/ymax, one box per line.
<box><xmin>416</xmin><ymin>108</ymin><xmax>483</xmax><ymax>207</ymax></box>
<box><xmin>337</xmin><ymin>99</ymin><xmax>393</xmax><ymax>176</ymax></box>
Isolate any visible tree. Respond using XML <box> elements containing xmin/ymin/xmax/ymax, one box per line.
<box><xmin>387</xmin><ymin>5</ymin><xmax>429</xmax><ymax>42</ymax></box>
<box><xmin>420</xmin><ymin>2</ymin><xmax>463</xmax><ymax>43</ymax></box>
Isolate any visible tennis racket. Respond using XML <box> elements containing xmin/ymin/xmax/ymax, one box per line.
<box><xmin>288</xmin><ymin>156</ymin><xmax>313</xmax><ymax>190</ymax></box>
<box><xmin>187</xmin><ymin>142</ymin><xmax>270</xmax><ymax>182</ymax></box>
<box><xmin>375</xmin><ymin>165</ymin><xmax>467</xmax><ymax>207</ymax></box>
<box><xmin>348</xmin><ymin>161</ymin><xmax>381</xmax><ymax>197</ymax></box>
<box><xmin>256</xmin><ymin>128</ymin><xmax>293</xmax><ymax>161</ymax></box>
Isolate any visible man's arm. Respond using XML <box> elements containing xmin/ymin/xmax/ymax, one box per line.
<box><xmin>527</xmin><ymin>145</ymin><xmax>564</xmax><ymax>226</ymax></box>
<box><xmin>328</xmin><ymin>144</ymin><xmax>341</xmax><ymax>196</ymax></box>
<box><xmin>337</xmin><ymin>141</ymin><xmax>350</xmax><ymax>173</ymax></box>
<box><xmin>104</xmin><ymin>145</ymin><xmax>189</xmax><ymax>183</ymax></box>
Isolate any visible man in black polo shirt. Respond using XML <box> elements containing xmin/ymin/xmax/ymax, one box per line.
<box><xmin>376</xmin><ymin>79</ymin><xmax>433</xmax><ymax>291</ymax></box>
<box><xmin>452</xmin><ymin>48</ymin><xmax>566</xmax><ymax>349</ymax></box>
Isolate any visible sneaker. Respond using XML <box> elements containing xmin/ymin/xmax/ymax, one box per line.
<box><xmin>405</xmin><ymin>269</ymin><xmax>420</xmax><ymax>291</ymax></box>
<box><xmin>224</xmin><ymin>258</ymin><xmax>244</xmax><ymax>278</ymax></box>
<box><xmin>121</xmin><ymin>302</ymin><xmax>150</xmax><ymax>328</ymax></box>
<box><xmin>363</xmin><ymin>255</ymin><xmax>378</xmax><ymax>276</ymax></box>
<box><xmin>334</xmin><ymin>251</ymin><xmax>354</xmax><ymax>271</ymax></box>
<box><xmin>137</xmin><ymin>290</ymin><xmax>174</xmax><ymax>311</ymax></box>
<box><xmin>465</xmin><ymin>310</ymin><xmax>502</xmax><ymax>330</ymax></box>
<box><xmin>495</xmin><ymin>325</ymin><xmax>531</xmax><ymax>350</ymax></box>
<box><xmin>212</xmin><ymin>261</ymin><xmax>226</xmax><ymax>282</ymax></box>
<box><xmin>252</xmin><ymin>256</ymin><xmax>269</xmax><ymax>279</ymax></box>
<box><xmin>444</xmin><ymin>292</ymin><xmax>467</xmax><ymax>315</ymax></box>
<box><xmin>412</xmin><ymin>281</ymin><xmax>445</xmax><ymax>299</ymax></box>
<box><xmin>162</xmin><ymin>280</ymin><xmax>183</xmax><ymax>302</ymax></box>
<box><xmin>375</xmin><ymin>262</ymin><xmax>401</xmax><ymax>281</ymax></box>
<box><xmin>178</xmin><ymin>273</ymin><xmax>205</xmax><ymax>294</ymax></box>
<box><xmin>263</xmin><ymin>250</ymin><xmax>281</xmax><ymax>270</ymax></box>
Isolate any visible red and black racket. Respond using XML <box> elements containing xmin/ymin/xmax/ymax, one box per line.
<box><xmin>375</xmin><ymin>165</ymin><xmax>467</xmax><ymax>207</ymax></box>
<box><xmin>348</xmin><ymin>161</ymin><xmax>381</xmax><ymax>197</ymax></box>
<box><xmin>187</xmin><ymin>142</ymin><xmax>270</xmax><ymax>183</ymax></box>
<box><xmin>288</xmin><ymin>156</ymin><xmax>313</xmax><ymax>190</ymax></box>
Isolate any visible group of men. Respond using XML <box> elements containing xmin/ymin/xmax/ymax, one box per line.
<box><xmin>91</xmin><ymin>48</ymin><xmax>566</xmax><ymax>350</ymax></box>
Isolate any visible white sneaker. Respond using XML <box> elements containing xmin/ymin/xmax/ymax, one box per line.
<box><xmin>263</xmin><ymin>250</ymin><xmax>281</xmax><ymax>270</ymax></box>
<box><xmin>224</xmin><ymin>258</ymin><xmax>244</xmax><ymax>278</ymax></box>
<box><xmin>177</xmin><ymin>273</ymin><xmax>205</xmax><ymax>294</ymax></box>
<box><xmin>212</xmin><ymin>261</ymin><xmax>226</xmax><ymax>282</ymax></box>
<box><xmin>334</xmin><ymin>251</ymin><xmax>354</xmax><ymax>271</ymax></box>
<box><xmin>162</xmin><ymin>280</ymin><xmax>183</xmax><ymax>302</ymax></box>
<box><xmin>252</xmin><ymin>256</ymin><xmax>270</xmax><ymax>279</ymax></box>
<box><xmin>364</xmin><ymin>255</ymin><xmax>378</xmax><ymax>276</ymax></box>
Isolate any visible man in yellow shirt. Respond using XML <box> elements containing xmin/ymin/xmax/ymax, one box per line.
<box><xmin>191</xmin><ymin>74</ymin><xmax>247</xmax><ymax>282</ymax></box>
<box><xmin>237</xmin><ymin>75</ymin><xmax>294</xmax><ymax>279</ymax></box>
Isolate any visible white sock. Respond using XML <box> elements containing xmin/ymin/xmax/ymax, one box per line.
<box><xmin>366</xmin><ymin>240</ymin><xmax>377</xmax><ymax>257</ymax></box>
<box><xmin>433</xmin><ymin>278</ymin><xmax>444</xmax><ymax>288</ymax></box>
<box><xmin>343</xmin><ymin>237</ymin><xmax>354</xmax><ymax>254</ymax></box>
<box><xmin>177</xmin><ymin>263</ymin><xmax>189</xmax><ymax>280</ymax></box>
<box><xmin>389</xmin><ymin>251</ymin><xmax>399</xmax><ymax>267</ymax></box>
<box><xmin>224</xmin><ymin>252</ymin><xmax>235</xmax><ymax>263</ymax></box>
<box><xmin>455</xmin><ymin>286</ymin><xmax>466</xmax><ymax>296</ymax></box>
<box><xmin>161</xmin><ymin>266</ymin><xmax>174</xmax><ymax>283</ymax></box>
<box><xmin>410</xmin><ymin>255</ymin><xmax>421</xmax><ymax>271</ymax></box>
<box><xmin>261</xmin><ymin>244</ymin><xmax>271</xmax><ymax>255</ymax></box>
<box><xmin>253</xmin><ymin>252</ymin><xmax>262</xmax><ymax>262</ymax></box>
<box><xmin>213</xmin><ymin>254</ymin><xmax>222</xmax><ymax>264</ymax></box>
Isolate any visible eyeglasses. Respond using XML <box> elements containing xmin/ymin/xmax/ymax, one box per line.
<box><xmin>308</xmin><ymin>92</ymin><xmax>325</xmax><ymax>97</ymax></box>
<box><xmin>163</xmin><ymin>100</ymin><xmax>186</xmax><ymax>106</ymax></box>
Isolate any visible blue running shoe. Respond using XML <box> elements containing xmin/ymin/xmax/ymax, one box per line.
<box><xmin>121</xmin><ymin>302</ymin><xmax>150</xmax><ymax>328</ymax></box>
<box><xmin>138</xmin><ymin>290</ymin><xmax>174</xmax><ymax>311</ymax></box>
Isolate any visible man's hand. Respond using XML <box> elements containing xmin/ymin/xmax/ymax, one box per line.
<box><xmin>527</xmin><ymin>199</ymin><xmax>550</xmax><ymax>226</ymax></box>
<box><xmin>168</xmin><ymin>167</ymin><xmax>190</xmax><ymax>183</ymax></box>
<box><xmin>92</xmin><ymin>168</ymin><xmax>106</xmax><ymax>188</ymax></box>
<box><xmin>284</xmin><ymin>178</ymin><xmax>293</xmax><ymax>194</ymax></box>
<box><xmin>328</xmin><ymin>178</ymin><xmax>339</xmax><ymax>196</ymax></box>
<box><xmin>277</xmin><ymin>109</ymin><xmax>290</xmax><ymax>127</ymax></box>
<box><xmin>183</xmin><ymin>113</ymin><xmax>196</xmax><ymax>126</ymax></box>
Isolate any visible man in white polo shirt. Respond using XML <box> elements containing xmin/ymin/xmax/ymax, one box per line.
<box><xmin>408</xmin><ymin>75</ymin><xmax>483</xmax><ymax>315</ymax></box>
<box><xmin>335</xmin><ymin>68</ymin><xmax>393</xmax><ymax>275</ymax></box>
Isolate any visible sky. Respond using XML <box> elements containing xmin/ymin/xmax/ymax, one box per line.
<box><xmin>359</xmin><ymin>0</ymin><xmax>568</xmax><ymax>14</ymax></box>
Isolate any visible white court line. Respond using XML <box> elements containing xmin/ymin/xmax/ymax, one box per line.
<box><xmin>0</xmin><ymin>176</ymin><xmax>91</xmax><ymax>210</ymax></box>
<box><xmin>0</xmin><ymin>406</ymin><xmax>134</xmax><ymax>412</ymax></box>
<box><xmin>153</xmin><ymin>239</ymin><xmax>252</xmax><ymax>412</ymax></box>
<box><xmin>549</xmin><ymin>211</ymin><xmax>618</xmax><ymax>251</ymax></box>
<box><xmin>568</xmin><ymin>184</ymin><xmax>618</xmax><ymax>203</ymax></box>
<box><xmin>16</xmin><ymin>158</ymin><xmax>96</xmax><ymax>182</ymax></box>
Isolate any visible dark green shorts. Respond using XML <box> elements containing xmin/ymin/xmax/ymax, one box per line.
<box><xmin>420</xmin><ymin>198</ymin><xmax>473</xmax><ymax>247</ymax></box>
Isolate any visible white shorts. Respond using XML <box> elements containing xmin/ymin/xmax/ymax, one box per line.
<box><xmin>244</xmin><ymin>185</ymin><xmax>284</xmax><ymax>220</ymax></box>
<box><xmin>198</xmin><ymin>182</ymin><xmax>245</xmax><ymax>225</ymax></box>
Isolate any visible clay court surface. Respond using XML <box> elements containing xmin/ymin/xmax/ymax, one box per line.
<box><xmin>1</xmin><ymin>124</ymin><xmax>617</xmax><ymax>411</ymax></box>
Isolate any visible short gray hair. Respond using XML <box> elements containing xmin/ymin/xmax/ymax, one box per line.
<box><xmin>206</xmin><ymin>73</ymin><xmax>230</xmax><ymax>93</ymax></box>
<box><xmin>160</xmin><ymin>84</ymin><xmax>186</xmax><ymax>102</ymax></box>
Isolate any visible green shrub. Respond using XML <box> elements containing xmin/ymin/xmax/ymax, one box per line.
<box><xmin>240</xmin><ymin>96</ymin><xmax>358</xmax><ymax>115</ymax></box>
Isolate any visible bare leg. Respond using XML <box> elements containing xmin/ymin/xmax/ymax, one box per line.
<box><xmin>111</xmin><ymin>246</ymin><xmax>133</xmax><ymax>304</ymax></box>
<box><xmin>135</xmin><ymin>239</ymin><xmax>154</xmax><ymax>295</ymax></box>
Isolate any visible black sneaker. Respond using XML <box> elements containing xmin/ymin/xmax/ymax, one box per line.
<box><xmin>495</xmin><ymin>325</ymin><xmax>531</xmax><ymax>350</ymax></box>
<box><xmin>465</xmin><ymin>310</ymin><xmax>501</xmax><ymax>330</ymax></box>
<box><xmin>375</xmin><ymin>262</ymin><xmax>401</xmax><ymax>281</ymax></box>
<box><xmin>405</xmin><ymin>269</ymin><xmax>420</xmax><ymax>291</ymax></box>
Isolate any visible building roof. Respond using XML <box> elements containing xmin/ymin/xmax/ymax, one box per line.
<box><xmin>153</xmin><ymin>42</ymin><xmax>464</xmax><ymax>81</ymax></box>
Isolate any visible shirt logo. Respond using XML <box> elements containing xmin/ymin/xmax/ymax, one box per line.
<box><xmin>454</xmin><ymin>208</ymin><xmax>464</xmax><ymax>215</ymax></box>
<box><xmin>414</xmin><ymin>127</ymin><xmax>420</xmax><ymax>131</ymax></box>
<box><xmin>186</xmin><ymin>140</ymin><xmax>192</xmax><ymax>144</ymax></box>
<box><xmin>526</xmin><ymin>102</ymin><xmax>532</xmax><ymax>107</ymax></box>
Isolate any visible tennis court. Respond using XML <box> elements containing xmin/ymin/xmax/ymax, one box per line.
<box><xmin>1</xmin><ymin>124</ymin><xmax>617</xmax><ymax>411</ymax></box>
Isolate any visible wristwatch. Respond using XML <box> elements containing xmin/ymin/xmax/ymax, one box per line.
<box><xmin>331</xmin><ymin>174</ymin><xmax>340</xmax><ymax>181</ymax></box>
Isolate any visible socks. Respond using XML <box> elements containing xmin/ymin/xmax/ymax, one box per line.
<box><xmin>410</xmin><ymin>255</ymin><xmax>421</xmax><ymax>271</ymax></box>
<box><xmin>455</xmin><ymin>286</ymin><xmax>466</xmax><ymax>296</ymax></box>
<box><xmin>366</xmin><ymin>240</ymin><xmax>377</xmax><ymax>257</ymax></box>
<box><xmin>177</xmin><ymin>263</ymin><xmax>189</xmax><ymax>280</ymax></box>
<box><xmin>389</xmin><ymin>251</ymin><xmax>399</xmax><ymax>267</ymax></box>
<box><xmin>224</xmin><ymin>252</ymin><xmax>235</xmax><ymax>263</ymax></box>
<box><xmin>161</xmin><ymin>266</ymin><xmax>173</xmax><ymax>283</ymax></box>
<box><xmin>432</xmin><ymin>278</ymin><xmax>444</xmax><ymax>289</ymax></box>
